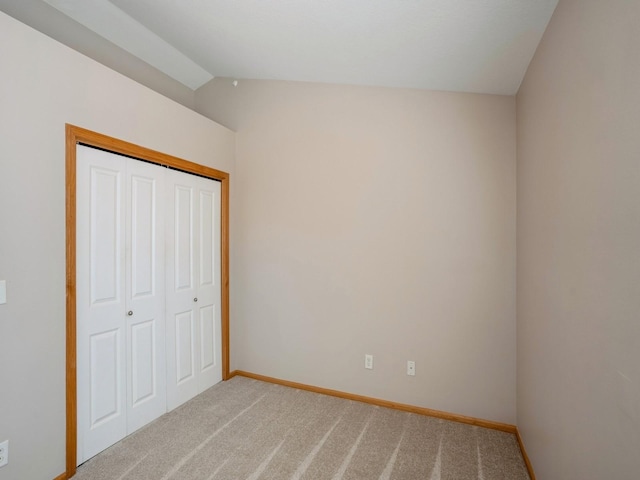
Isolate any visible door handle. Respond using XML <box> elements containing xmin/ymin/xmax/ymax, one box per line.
<box><xmin>127</xmin><ymin>310</ymin><xmax>133</xmax><ymax>316</ymax></box>
<box><xmin>193</xmin><ymin>297</ymin><xmax>198</xmax><ymax>303</ymax></box>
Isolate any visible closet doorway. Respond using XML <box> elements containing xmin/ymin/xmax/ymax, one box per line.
<box><xmin>65</xmin><ymin>125</ymin><xmax>230</xmax><ymax>477</ymax></box>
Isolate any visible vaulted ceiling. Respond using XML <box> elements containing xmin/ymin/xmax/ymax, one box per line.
<box><xmin>3</xmin><ymin>0</ymin><xmax>559</xmax><ymax>95</ymax></box>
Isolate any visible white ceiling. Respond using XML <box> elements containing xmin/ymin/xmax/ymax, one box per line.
<box><xmin>41</xmin><ymin>0</ymin><xmax>559</xmax><ymax>95</ymax></box>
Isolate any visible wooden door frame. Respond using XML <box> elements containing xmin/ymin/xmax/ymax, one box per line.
<box><xmin>65</xmin><ymin>124</ymin><xmax>231</xmax><ymax>477</ymax></box>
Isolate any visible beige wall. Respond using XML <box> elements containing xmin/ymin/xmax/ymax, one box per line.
<box><xmin>517</xmin><ymin>0</ymin><xmax>640</xmax><ymax>478</ymax></box>
<box><xmin>196</xmin><ymin>79</ymin><xmax>517</xmax><ymax>424</ymax></box>
<box><xmin>0</xmin><ymin>12</ymin><xmax>234</xmax><ymax>480</ymax></box>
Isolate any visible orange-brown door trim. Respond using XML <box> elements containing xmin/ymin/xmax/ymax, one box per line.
<box><xmin>65</xmin><ymin>124</ymin><xmax>230</xmax><ymax>478</ymax></box>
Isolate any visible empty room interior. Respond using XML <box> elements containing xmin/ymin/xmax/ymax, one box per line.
<box><xmin>0</xmin><ymin>0</ymin><xmax>638</xmax><ymax>479</ymax></box>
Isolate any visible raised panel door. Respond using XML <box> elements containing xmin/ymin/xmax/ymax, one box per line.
<box><xmin>165</xmin><ymin>170</ymin><xmax>222</xmax><ymax>410</ymax></box>
<box><xmin>76</xmin><ymin>145</ymin><xmax>127</xmax><ymax>463</ymax></box>
<box><xmin>196</xmin><ymin>177</ymin><xmax>222</xmax><ymax>391</ymax></box>
<box><xmin>125</xmin><ymin>160</ymin><xmax>166</xmax><ymax>433</ymax></box>
<box><xmin>165</xmin><ymin>170</ymin><xmax>199</xmax><ymax>410</ymax></box>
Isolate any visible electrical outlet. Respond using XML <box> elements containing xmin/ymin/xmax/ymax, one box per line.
<box><xmin>365</xmin><ymin>354</ymin><xmax>373</xmax><ymax>370</ymax></box>
<box><xmin>407</xmin><ymin>361</ymin><xmax>416</xmax><ymax>376</ymax></box>
<box><xmin>0</xmin><ymin>440</ymin><xmax>8</xmax><ymax>467</ymax></box>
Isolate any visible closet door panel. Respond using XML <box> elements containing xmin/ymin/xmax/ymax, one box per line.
<box><xmin>166</xmin><ymin>170</ymin><xmax>199</xmax><ymax>409</ymax></box>
<box><xmin>174</xmin><ymin>185</ymin><xmax>194</xmax><ymax>291</ymax></box>
<box><xmin>77</xmin><ymin>146</ymin><xmax>127</xmax><ymax>464</ymax></box>
<box><xmin>90</xmin><ymin>168</ymin><xmax>121</xmax><ymax>304</ymax></box>
<box><xmin>130</xmin><ymin>176</ymin><xmax>155</xmax><ymax>298</ymax></box>
<box><xmin>130</xmin><ymin>320</ymin><xmax>155</xmax><ymax>403</ymax></box>
<box><xmin>175</xmin><ymin>310</ymin><xmax>195</xmax><ymax>383</ymax></box>
<box><xmin>166</xmin><ymin>170</ymin><xmax>222</xmax><ymax>408</ymax></box>
<box><xmin>89</xmin><ymin>329</ymin><xmax>121</xmax><ymax>426</ymax></box>
<box><xmin>200</xmin><ymin>305</ymin><xmax>215</xmax><ymax>372</ymax></box>
<box><xmin>125</xmin><ymin>160</ymin><xmax>166</xmax><ymax>433</ymax></box>
<box><xmin>196</xmin><ymin>178</ymin><xmax>222</xmax><ymax>391</ymax></box>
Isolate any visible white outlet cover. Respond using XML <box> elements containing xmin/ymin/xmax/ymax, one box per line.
<box><xmin>365</xmin><ymin>354</ymin><xmax>373</xmax><ymax>370</ymax></box>
<box><xmin>0</xmin><ymin>280</ymin><xmax>6</xmax><ymax>305</ymax></box>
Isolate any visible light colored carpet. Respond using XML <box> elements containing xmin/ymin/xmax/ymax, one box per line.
<box><xmin>74</xmin><ymin>376</ymin><xmax>530</xmax><ymax>479</ymax></box>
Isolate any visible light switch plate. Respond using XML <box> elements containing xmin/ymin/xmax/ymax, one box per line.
<box><xmin>0</xmin><ymin>280</ymin><xmax>6</xmax><ymax>304</ymax></box>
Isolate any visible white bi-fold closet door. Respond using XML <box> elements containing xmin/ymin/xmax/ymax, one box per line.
<box><xmin>76</xmin><ymin>145</ymin><xmax>222</xmax><ymax>464</ymax></box>
<box><xmin>165</xmin><ymin>168</ymin><xmax>222</xmax><ymax>410</ymax></box>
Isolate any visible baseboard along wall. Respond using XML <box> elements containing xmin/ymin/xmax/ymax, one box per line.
<box><xmin>516</xmin><ymin>429</ymin><xmax>537</xmax><ymax>480</ymax></box>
